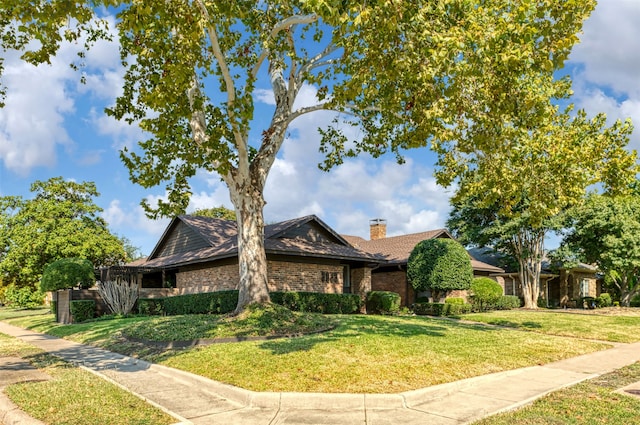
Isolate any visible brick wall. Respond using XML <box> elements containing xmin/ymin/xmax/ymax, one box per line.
<box><xmin>371</xmin><ymin>270</ymin><xmax>414</xmax><ymax>306</ymax></box>
<box><xmin>175</xmin><ymin>259</ymin><xmax>348</xmax><ymax>294</ymax></box>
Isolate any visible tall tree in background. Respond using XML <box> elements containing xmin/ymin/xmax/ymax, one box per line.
<box><xmin>1</xmin><ymin>0</ymin><xmax>599</xmax><ymax>313</ymax></box>
<box><xmin>192</xmin><ymin>206</ymin><xmax>236</xmax><ymax>221</ymax></box>
<box><xmin>446</xmin><ymin>110</ymin><xmax>637</xmax><ymax>309</ymax></box>
<box><xmin>0</xmin><ymin>178</ymin><xmax>127</xmax><ymax>288</ymax></box>
<box><xmin>562</xmin><ymin>193</ymin><xmax>640</xmax><ymax>306</ymax></box>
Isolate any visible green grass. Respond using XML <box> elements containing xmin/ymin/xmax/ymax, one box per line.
<box><xmin>0</xmin><ymin>333</ymin><xmax>174</xmax><ymax>425</ymax></box>
<box><xmin>473</xmin><ymin>362</ymin><xmax>640</xmax><ymax>424</ymax></box>
<box><xmin>152</xmin><ymin>314</ymin><xmax>608</xmax><ymax>393</ymax></box>
<box><xmin>2</xmin><ymin>307</ymin><xmax>628</xmax><ymax>394</ymax></box>
<box><xmin>460</xmin><ymin>310</ymin><xmax>640</xmax><ymax>343</ymax></box>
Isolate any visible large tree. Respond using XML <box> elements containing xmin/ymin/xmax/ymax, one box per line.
<box><xmin>0</xmin><ymin>178</ymin><xmax>127</xmax><ymax>288</ymax></box>
<box><xmin>562</xmin><ymin>193</ymin><xmax>640</xmax><ymax>307</ymax></box>
<box><xmin>1</xmin><ymin>0</ymin><xmax>599</xmax><ymax>313</ymax></box>
<box><xmin>446</xmin><ymin>109</ymin><xmax>637</xmax><ymax>309</ymax></box>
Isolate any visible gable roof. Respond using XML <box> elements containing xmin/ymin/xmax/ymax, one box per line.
<box><xmin>140</xmin><ymin>214</ymin><xmax>384</xmax><ymax>269</ymax></box>
<box><xmin>344</xmin><ymin>228</ymin><xmax>504</xmax><ymax>273</ymax></box>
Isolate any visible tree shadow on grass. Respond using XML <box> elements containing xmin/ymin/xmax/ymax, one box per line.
<box><xmin>256</xmin><ymin>314</ymin><xmax>499</xmax><ymax>355</ymax></box>
<box><xmin>484</xmin><ymin>319</ymin><xmax>543</xmax><ymax>329</ymax></box>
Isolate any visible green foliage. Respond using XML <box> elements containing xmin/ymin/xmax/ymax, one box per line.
<box><xmin>407</xmin><ymin>238</ymin><xmax>473</xmax><ymax>299</ymax></box>
<box><xmin>40</xmin><ymin>258</ymin><xmax>95</xmax><ymax>292</ymax></box>
<box><xmin>630</xmin><ymin>295</ymin><xmax>640</xmax><ymax>307</ymax></box>
<box><xmin>137</xmin><ymin>298</ymin><xmax>166</xmax><ymax>316</ymax></box>
<box><xmin>537</xmin><ymin>296</ymin><xmax>549</xmax><ymax>308</ymax></box>
<box><xmin>366</xmin><ymin>291</ymin><xmax>401</xmax><ymax>315</ymax></box>
<box><xmin>493</xmin><ymin>296</ymin><xmax>522</xmax><ymax>310</ymax></box>
<box><xmin>4</xmin><ymin>284</ymin><xmax>44</xmax><ymax>308</ymax></box>
<box><xmin>162</xmin><ymin>291</ymin><xmax>239</xmax><ymax>316</ymax></box>
<box><xmin>413</xmin><ymin>302</ymin><xmax>472</xmax><ymax>316</ymax></box>
<box><xmin>470</xmin><ymin>278</ymin><xmax>503</xmax><ymax>311</ymax></box>
<box><xmin>269</xmin><ymin>291</ymin><xmax>361</xmax><ymax>314</ymax></box>
<box><xmin>596</xmin><ymin>293</ymin><xmax>613</xmax><ymax>308</ymax></box>
<box><xmin>70</xmin><ymin>300</ymin><xmax>95</xmax><ymax>323</ymax></box>
<box><xmin>0</xmin><ymin>178</ymin><xmax>127</xmax><ymax>288</ymax></box>
<box><xmin>444</xmin><ymin>297</ymin><xmax>465</xmax><ymax>305</ymax></box>
<box><xmin>191</xmin><ymin>206</ymin><xmax>236</xmax><ymax>221</ymax></box>
<box><xmin>50</xmin><ymin>300</ymin><xmax>57</xmax><ymax>316</ymax></box>
<box><xmin>563</xmin><ymin>193</ymin><xmax>640</xmax><ymax>306</ymax></box>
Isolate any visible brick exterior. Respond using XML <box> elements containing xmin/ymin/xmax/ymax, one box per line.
<box><xmin>371</xmin><ymin>270</ymin><xmax>415</xmax><ymax>306</ymax></box>
<box><xmin>175</xmin><ymin>258</ymin><xmax>368</xmax><ymax>296</ymax></box>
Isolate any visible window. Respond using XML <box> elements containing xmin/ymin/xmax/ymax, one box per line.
<box><xmin>579</xmin><ymin>278</ymin><xmax>590</xmax><ymax>298</ymax></box>
<box><xmin>343</xmin><ymin>265</ymin><xmax>351</xmax><ymax>293</ymax></box>
<box><xmin>321</xmin><ymin>271</ymin><xmax>339</xmax><ymax>284</ymax></box>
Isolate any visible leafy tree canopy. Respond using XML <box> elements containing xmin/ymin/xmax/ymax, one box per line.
<box><xmin>192</xmin><ymin>206</ymin><xmax>236</xmax><ymax>221</ymax></box>
<box><xmin>40</xmin><ymin>258</ymin><xmax>95</xmax><ymax>292</ymax></box>
<box><xmin>0</xmin><ymin>177</ymin><xmax>127</xmax><ymax>287</ymax></box>
<box><xmin>562</xmin><ymin>193</ymin><xmax>640</xmax><ymax>306</ymax></box>
<box><xmin>407</xmin><ymin>238</ymin><xmax>473</xmax><ymax>301</ymax></box>
<box><xmin>1</xmin><ymin>0</ymin><xmax>601</xmax><ymax>312</ymax></box>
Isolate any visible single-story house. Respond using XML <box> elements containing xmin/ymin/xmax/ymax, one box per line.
<box><xmin>342</xmin><ymin>219</ymin><xmax>505</xmax><ymax>306</ymax></box>
<box><xmin>128</xmin><ymin>215</ymin><xmax>385</xmax><ymax>303</ymax></box>
<box><xmin>469</xmin><ymin>247</ymin><xmax>603</xmax><ymax>308</ymax></box>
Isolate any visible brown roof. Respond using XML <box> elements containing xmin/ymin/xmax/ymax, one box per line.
<box><xmin>138</xmin><ymin>215</ymin><xmax>384</xmax><ymax>269</ymax></box>
<box><xmin>343</xmin><ymin>228</ymin><xmax>504</xmax><ymax>273</ymax></box>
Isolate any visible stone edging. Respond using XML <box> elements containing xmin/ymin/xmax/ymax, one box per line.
<box><xmin>124</xmin><ymin>325</ymin><xmax>336</xmax><ymax>349</ymax></box>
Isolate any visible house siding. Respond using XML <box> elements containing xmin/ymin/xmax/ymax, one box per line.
<box><xmin>157</xmin><ymin>221</ymin><xmax>209</xmax><ymax>258</ymax></box>
<box><xmin>175</xmin><ymin>258</ymin><xmax>349</xmax><ymax>294</ymax></box>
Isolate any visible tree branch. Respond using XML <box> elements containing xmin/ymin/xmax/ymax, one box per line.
<box><xmin>251</xmin><ymin>13</ymin><xmax>318</xmax><ymax>80</ymax></box>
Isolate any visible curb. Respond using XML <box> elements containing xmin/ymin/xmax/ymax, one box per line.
<box><xmin>0</xmin><ymin>390</ymin><xmax>46</xmax><ymax>425</ymax></box>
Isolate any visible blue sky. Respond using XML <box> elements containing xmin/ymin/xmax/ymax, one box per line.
<box><xmin>1</xmin><ymin>1</ymin><xmax>639</xmax><ymax>256</ymax></box>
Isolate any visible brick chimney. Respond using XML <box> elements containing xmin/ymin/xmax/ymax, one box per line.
<box><xmin>369</xmin><ymin>218</ymin><xmax>387</xmax><ymax>240</ymax></box>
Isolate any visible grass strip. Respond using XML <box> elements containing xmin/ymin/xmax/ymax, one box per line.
<box><xmin>0</xmin><ymin>333</ymin><xmax>175</xmax><ymax>425</ymax></box>
<box><xmin>473</xmin><ymin>362</ymin><xmax>640</xmax><ymax>424</ymax></box>
<box><xmin>460</xmin><ymin>310</ymin><xmax>640</xmax><ymax>342</ymax></box>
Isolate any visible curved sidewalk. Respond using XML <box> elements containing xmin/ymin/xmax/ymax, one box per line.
<box><xmin>2</xmin><ymin>321</ymin><xmax>640</xmax><ymax>425</ymax></box>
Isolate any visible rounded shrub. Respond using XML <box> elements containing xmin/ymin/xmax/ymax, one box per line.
<box><xmin>470</xmin><ymin>277</ymin><xmax>503</xmax><ymax>311</ymax></box>
<box><xmin>407</xmin><ymin>238</ymin><xmax>473</xmax><ymax>301</ymax></box>
<box><xmin>40</xmin><ymin>258</ymin><xmax>95</xmax><ymax>292</ymax></box>
<box><xmin>366</xmin><ymin>291</ymin><xmax>401</xmax><ymax>315</ymax></box>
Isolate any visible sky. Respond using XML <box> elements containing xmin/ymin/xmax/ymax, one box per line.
<box><xmin>1</xmin><ymin>1</ymin><xmax>639</xmax><ymax>257</ymax></box>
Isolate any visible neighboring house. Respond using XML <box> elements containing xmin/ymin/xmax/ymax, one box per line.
<box><xmin>343</xmin><ymin>219</ymin><xmax>505</xmax><ymax>306</ymax></box>
<box><xmin>469</xmin><ymin>247</ymin><xmax>603</xmax><ymax>308</ymax></box>
<box><xmin>127</xmin><ymin>215</ymin><xmax>384</xmax><ymax>303</ymax></box>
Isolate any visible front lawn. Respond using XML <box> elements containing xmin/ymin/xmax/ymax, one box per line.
<box><xmin>473</xmin><ymin>362</ymin><xmax>640</xmax><ymax>425</ymax></box>
<box><xmin>0</xmin><ymin>333</ymin><xmax>174</xmax><ymax>425</ymax></box>
<box><xmin>0</xmin><ymin>307</ymin><xmax>623</xmax><ymax>393</ymax></box>
<box><xmin>460</xmin><ymin>310</ymin><xmax>640</xmax><ymax>343</ymax></box>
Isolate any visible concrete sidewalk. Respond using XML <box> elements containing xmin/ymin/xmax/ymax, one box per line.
<box><xmin>2</xmin><ymin>321</ymin><xmax>640</xmax><ymax>425</ymax></box>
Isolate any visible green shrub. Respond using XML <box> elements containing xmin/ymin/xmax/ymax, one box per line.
<box><xmin>445</xmin><ymin>297</ymin><xmax>464</xmax><ymax>305</ymax></box>
<box><xmin>613</xmin><ymin>301</ymin><xmax>621</xmax><ymax>307</ymax></box>
<box><xmin>70</xmin><ymin>300</ymin><xmax>95</xmax><ymax>323</ymax></box>
<box><xmin>537</xmin><ymin>296</ymin><xmax>548</xmax><ymax>308</ymax></box>
<box><xmin>580</xmin><ymin>296</ymin><xmax>596</xmax><ymax>309</ymax></box>
<box><xmin>595</xmin><ymin>293</ymin><xmax>612</xmax><ymax>308</ymax></box>
<box><xmin>366</xmin><ymin>291</ymin><xmax>401</xmax><ymax>315</ymax></box>
<box><xmin>407</xmin><ymin>238</ymin><xmax>473</xmax><ymax>301</ymax></box>
<box><xmin>413</xmin><ymin>302</ymin><xmax>471</xmax><ymax>316</ymax></box>
<box><xmin>40</xmin><ymin>258</ymin><xmax>95</xmax><ymax>292</ymax></box>
<box><xmin>470</xmin><ymin>278</ymin><xmax>503</xmax><ymax>311</ymax></box>
<box><xmin>162</xmin><ymin>290</ymin><xmax>239</xmax><ymax>315</ymax></box>
<box><xmin>630</xmin><ymin>295</ymin><xmax>640</xmax><ymax>307</ymax></box>
<box><xmin>137</xmin><ymin>298</ymin><xmax>166</xmax><ymax>315</ymax></box>
<box><xmin>50</xmin><ymin>300</ymin><xmax>57</xmax><ymax>315</ymax></box>
<box><xmin>270</xmin><ymin>291</ymin><xmax>361</xmax><ymax>314</ymax></box>
<box><xmin>493</xmin><ymin>295</ymin><xmax>521</xmax><ymax>310</ymax></box>
<box><xmin>4</xmin><ymin>284</ymin><xmax>44</xmax><ymax>308</ymax></box>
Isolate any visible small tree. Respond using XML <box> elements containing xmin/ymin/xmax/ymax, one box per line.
<box><xmin>407</xmin><ymin>239</ymin><xmax>473</xmax><ymax>302</ymax></box>
<box><xmin>40</xmin><ymin>258</ymin><xmax>95</xmax><ymax>293</ymax></box>
<box><xmin>470</xmin><ymin>277</ymin><xmax>503</xmax><ymax>311</ymax></box>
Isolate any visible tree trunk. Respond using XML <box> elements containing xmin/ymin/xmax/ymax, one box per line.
<box><xmin>515</xmin><ymin>231</ymin><xmax>544</xmax><ymax>309</ymax></box>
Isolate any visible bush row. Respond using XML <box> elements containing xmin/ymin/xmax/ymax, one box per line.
<box><xmin>270</xmin><ymin>291</ymin><xmax>361</xmax><ymax>314</ymax></box>
<box><xmin>366</xmin><ymin>291</ymin><xmax>401</xmax><ymax>315</ymax></box>
<box><xmin>138</xmin><ymin>290</ymin><xmax>361</xmax><ymax>316</ymax></box>
<box><xmin>138</xmin><ymin>290</ymin><xmax>238</xmax><ymax>316</ymax></box>
<box><xmin>413</xmin><ymin>302</ymin><xmax>472</xmax><ymax>316</ymax></box>
<box><xmin>70</xmin><ymin>300</ymin><xmax>95</xmax><ymax>323</ymax></box>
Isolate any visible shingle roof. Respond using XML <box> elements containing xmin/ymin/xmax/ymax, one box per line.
<box><xmin>137</xmin><ymin>214</ymin><xmax>384</xmax><ymax>269</ymax></box>
<box><xmin>344</xmin><ymin>229</ymin><xmax>504</xmax><ymax>273</ymax></box>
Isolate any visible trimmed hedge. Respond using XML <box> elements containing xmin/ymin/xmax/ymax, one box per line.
<box><xmin>70</xmin><ymin>300</ymin><xmax>95</xmax><ymax>323</ymax></box>
<box><xmin>492</xmin><ymin>295</ymin><xmax>521</xmax><ymax>310</ymax></box>
<box><xmin>596</xmin><ymin>293</ymin><xmax>612</xmax><ymax>308</ymax></box>
<box><xmin>270</xmin><ymin>291</ymin><xmax>361</xmax><ymax>314</ymax></box>
<box><xmin>366</xmin><ymin>291</ymin><xmax>400</xmax><ymax>315</ymax></box>
<box><xmin>50</xmin><ymin>300</ymin><xmax>57</xmax><ymax>316</ymax></box>
<box><xmin>137</xmin><ymin>298</ymin><xmax>166</xmax><ymax>316</ymax></box>
<box><xmin>444</xmin><ymin>297</ymin><xmax>465</xmax><ymax>305</ymax></box>
<box><xmin>631</xmin><ymin>295</ymin><xmax>640</xmax><ymax>307</ymax></box>
<box><xmin>413</xmin><ymin>302</ymin><xmax>472</xmax><ymax>316</ymax></box>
